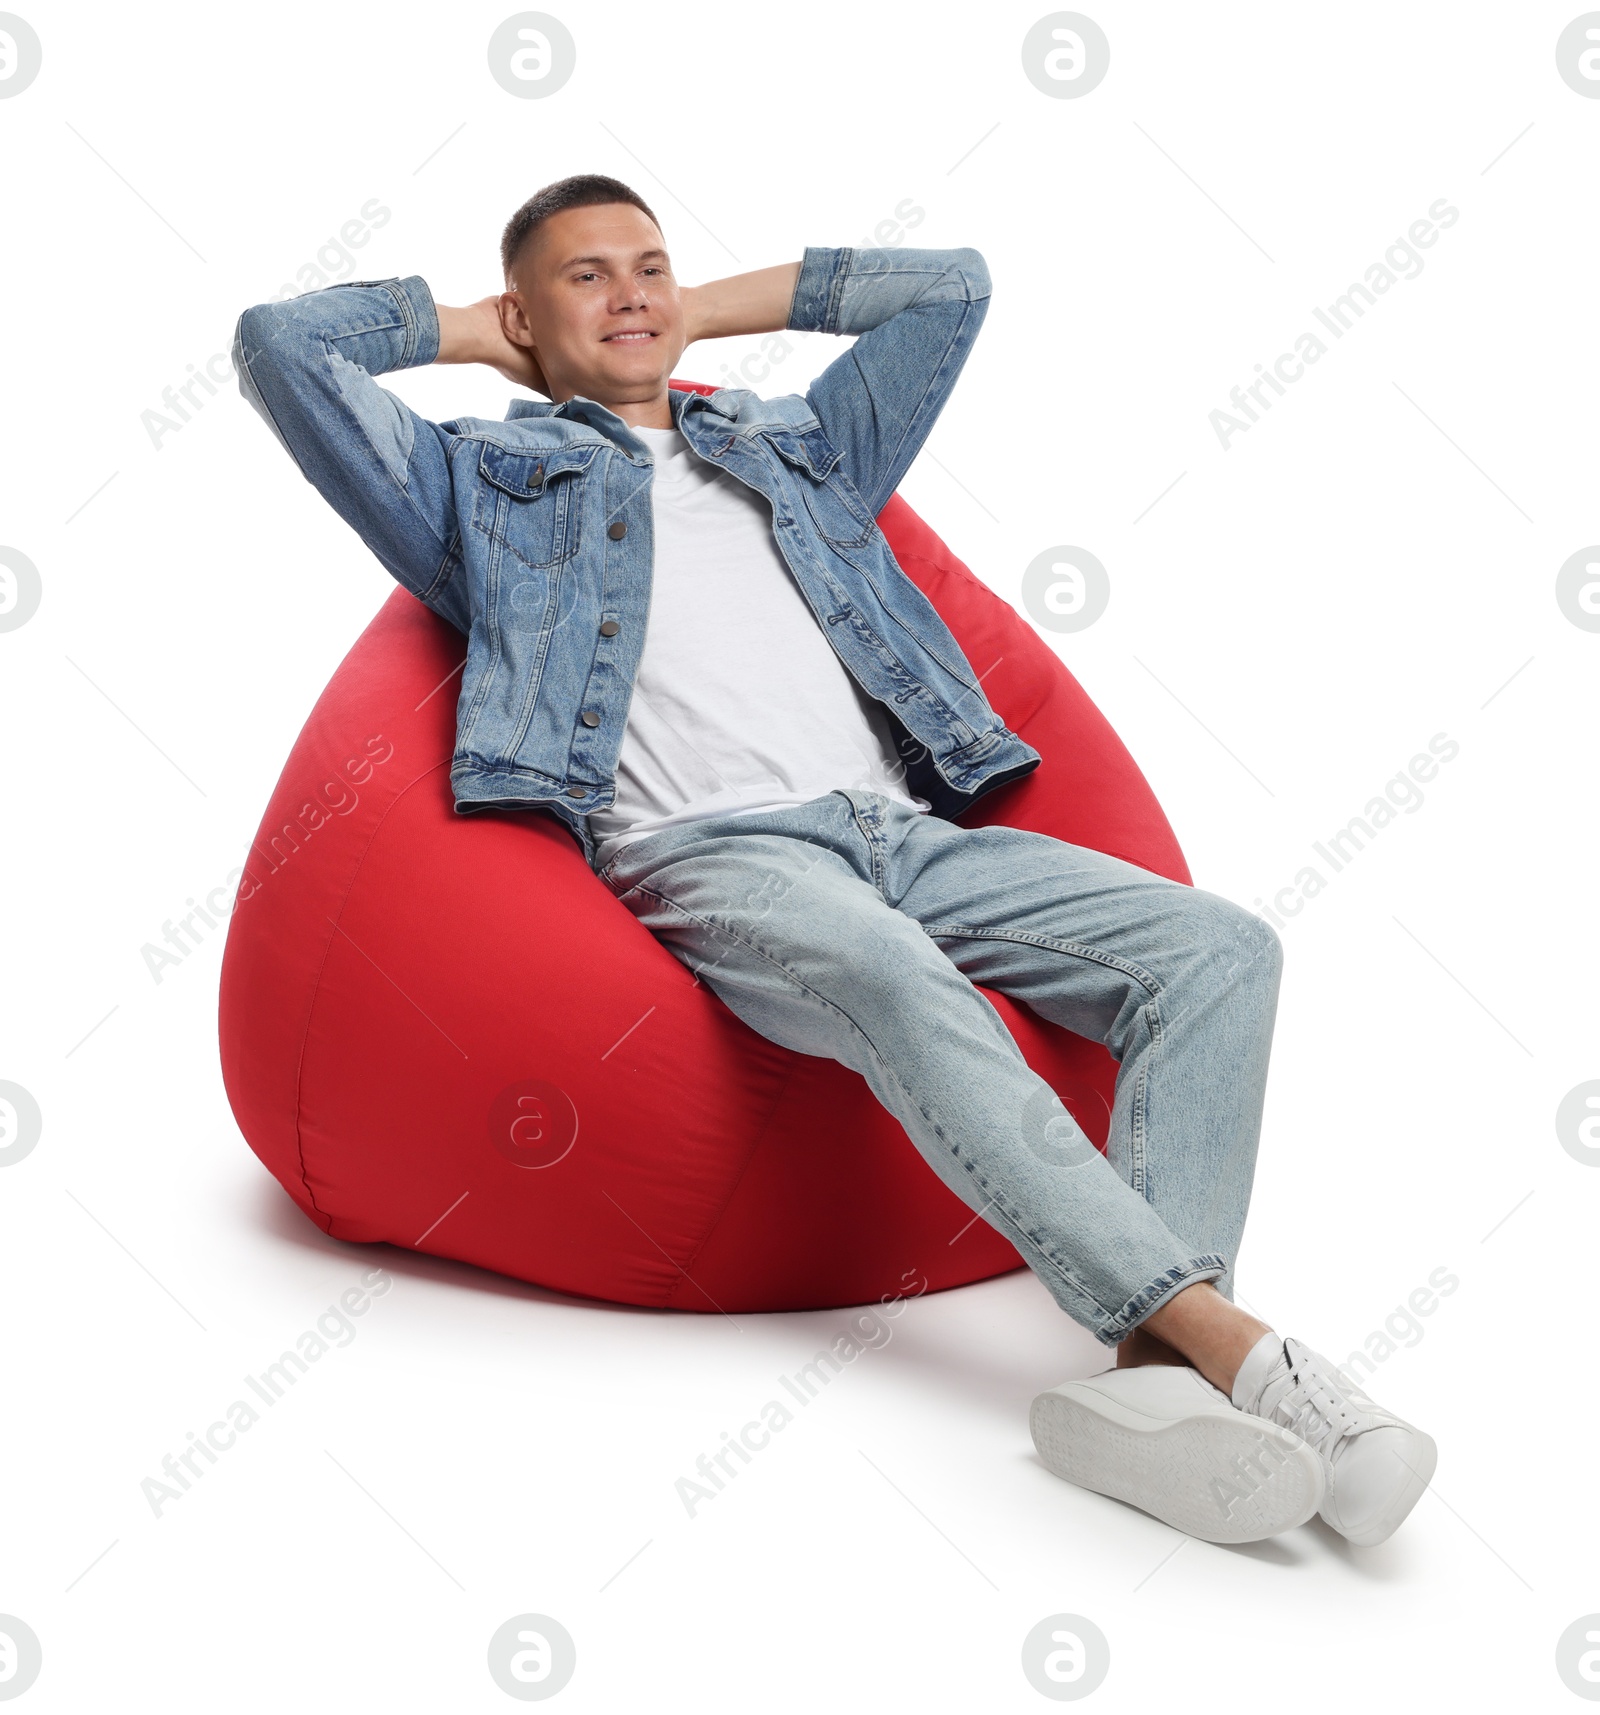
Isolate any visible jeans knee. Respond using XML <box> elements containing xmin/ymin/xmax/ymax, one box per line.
<box><xmin>1184</xmin><ymin>892</ymin><xmax>1283</xmax><ymax>991</ymax></box>
<box><xmin>1238</xmin><ymin>906</ymin><xmax>1283</xmax><ymax>986</ymax></box>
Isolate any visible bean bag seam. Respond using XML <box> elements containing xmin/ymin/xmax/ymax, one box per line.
<box><xmin>293</xmin><ymin>759</ymin><xmax>455</xmax><ymax>1228</ymax></box>
<box><xmin>893</xmin><ymin>545</ymin><xmax>983</xmax><ymax>593</ymax></box>
<box><xmin>663</xmin><ymin>1058</ymin><xmax>807</xmax><ymax>1311</ymax></box>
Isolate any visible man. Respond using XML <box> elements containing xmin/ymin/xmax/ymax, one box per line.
<box><xmin>232</xmin><ymin>172</ymin><xmax>1437</xmax><ymax>1547</ymax></box>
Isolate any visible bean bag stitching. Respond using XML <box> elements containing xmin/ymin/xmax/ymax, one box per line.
<box><xmin>290</xmin><ymin>759</ymin><xmax>456</xmax><ymax>1228</ymax></box>
<box><xmin>626</xmin><ymin>882</ymin><xmax>1116</xmax><ymax>1326</ymax></box>
<box><xmin>662</xmin><ymin>1056</ymin><xmax>807</xmax><ymax>1311</ymax></box>
<box><xmin>891</xmin><ymin>546</ymin><xmax>991</xmax><ymax>604</ymax></box>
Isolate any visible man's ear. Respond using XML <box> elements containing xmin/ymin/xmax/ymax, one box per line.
<box><xmin>498</xmin><ymin>290</ymin><xmax>536</xmax><ymax>350</ymax></box>
<box><xmin>496</xmin><ymin>292</ymin><xmax>550</xmax><ymax>397</ymax></box>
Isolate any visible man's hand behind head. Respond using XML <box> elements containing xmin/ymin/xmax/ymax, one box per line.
<box><xmin>435</xmin><ymin>296</ymin><xmax>550</xmax><ymax>396</ymax></box>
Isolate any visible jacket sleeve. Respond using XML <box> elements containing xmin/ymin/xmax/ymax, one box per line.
<box><xmin>231</xmin><ymin>275</ymin><xmax>470</xmax><ymax>634</ymax></box>
<box><xmin>785</xmin><ymin>245</ymin><xmax>991</xmax><ymax>520</ymax></box>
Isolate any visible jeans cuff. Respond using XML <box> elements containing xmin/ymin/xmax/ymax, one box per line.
<box><xmin>1097</xmin><ymin>1255</ymin><xmax>1229</xmax><ymax>1347</ymax></box>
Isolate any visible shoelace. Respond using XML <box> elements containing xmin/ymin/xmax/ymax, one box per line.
<box><xmin>1264</xmin><ymin>1343</ymin><xmax>1385</xmax><ymax>1459</ymax></box>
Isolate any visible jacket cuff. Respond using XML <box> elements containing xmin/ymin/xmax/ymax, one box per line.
<box><xmin>388</xmin><ymin>274</ymin><xmax>440</xmax><ymax>368</ymax></box>
<box><xmin>787</xmin><ymin>245</ymin><xmax>850</xmax><ymax>334</ymax></box>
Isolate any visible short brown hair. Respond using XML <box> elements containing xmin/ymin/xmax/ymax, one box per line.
<box><xmin>500</xmin><ymin>173</ymin><xmax>662</xmax><ymax>282</ymax></box>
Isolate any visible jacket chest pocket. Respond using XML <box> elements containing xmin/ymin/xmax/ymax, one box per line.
<box><xmin>760</xmin><ymin>425</ymin><xmax>874</xmax><ymax>547</ymax></box>
<box><xmin>473</xmin><ymin>443</ymin><xmax>597</xmax><ymax>568</ymax></box>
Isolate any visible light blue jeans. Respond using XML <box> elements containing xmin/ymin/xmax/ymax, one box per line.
<box><xmin>595</xmin><ymin>789</ymin><xmax>1284</xmax><ymax>1345</ymax></box>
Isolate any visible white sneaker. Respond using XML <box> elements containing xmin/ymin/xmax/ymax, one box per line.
<box><xmin>1231</xmin><ymin>1333</ymin><xmax>1438</xmax><ymax>1547</ymax></box>
<box><xmin>1030</xmin><ymin>1364</ymin><xmax>1326</xmax><ymax>1544</ymax></box>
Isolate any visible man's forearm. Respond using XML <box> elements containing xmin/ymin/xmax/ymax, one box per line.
<box><xmin>435</xmin><ymin>301</ymin><xmax>495</xmax><ymax>365</ymax></box>
<box><xmin>433</xmin><ymin>294</ymin><xmax>545</xmax><ymax>391</ymax></box>
<box><xmin>683</xmin><ymin>262</ymin><xmax>803</xmax><ymax>344</ymax></box>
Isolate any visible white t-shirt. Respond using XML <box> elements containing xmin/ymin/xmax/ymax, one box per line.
<box><xmin>586</xmin><ymin>423</ymin><xmax>930</xmax><ymax>869</ymax></box>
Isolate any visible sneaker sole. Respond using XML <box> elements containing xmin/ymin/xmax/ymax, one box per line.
<box><xmin>1327</xmin><ymin>1429</ymin><xmax>1439</xmax><ymax>1548</ymax></box>
<box><xmin>1030</xmin><ymin>1383</ymin><xmax>1326</xmax><ymax>1544</ymax></box>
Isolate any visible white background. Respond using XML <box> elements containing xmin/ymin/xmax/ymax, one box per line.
<box><xmin>2</xmin><ymin>1</ymin><xmax>1596</xmax><ymax>1709</ymax></box>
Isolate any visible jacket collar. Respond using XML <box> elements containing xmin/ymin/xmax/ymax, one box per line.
<box><xmin>501</xmin><ymin>386</ymin><xmax>736</xmax><ymax>464</ymax></box>
<box><xmin>502</xmin><ymin>386</ymin><xmax>737</xmax><ymax>426</ymax></box>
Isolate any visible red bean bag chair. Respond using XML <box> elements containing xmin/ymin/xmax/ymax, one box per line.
<box><xmin>218</xmin><ymin>381</ymin><xmax>1192</xmax><ymax>1314</ymax></box>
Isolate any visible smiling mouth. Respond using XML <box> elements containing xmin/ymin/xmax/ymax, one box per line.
<box><xmin>602</xmin><ymin>331</ymin><xmax>657</xmax><ymax>343</ymax></box>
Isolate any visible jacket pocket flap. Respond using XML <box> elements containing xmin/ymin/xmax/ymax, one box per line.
<box><xmin>758</xmin><ymin>425</ymin><xmax>843</xmax><ymax>481</ymax></box>
<box><xmin>478</xmin><ymin>441</ymin><xmax>600</xmax><ymax>497</ymax></box>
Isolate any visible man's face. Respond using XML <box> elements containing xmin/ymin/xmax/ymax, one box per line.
<box><xmin>503</xmin><ymin>202</ymin><xmax>686</xmax><ymax>404</ymax></box>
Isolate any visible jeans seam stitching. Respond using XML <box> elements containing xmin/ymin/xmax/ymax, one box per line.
<box><xmin>1130</xmin><ymin>999</ymin><xmax>1162</xmax><ymax>1197</ymax></box>
<box><xmin>919</xmin><ymin>923</ymin><xmax>1165</xmax><ymax>999</ymax></box>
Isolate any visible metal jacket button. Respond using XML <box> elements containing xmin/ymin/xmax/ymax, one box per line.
<box><xmin>581</xmin><ymin>710</ymin><xmax>600</xmax><ymax>726</ymax></box>
<box><xmin>607</xmin><ymin>520</ymin><xmax>627</xmax><ymax>539</ymax></box>
<box><xmin>566</xmin><ymin>785</ymin><xmax>585</xmax><ymax>798</ymax></box>
<box><xmin>599</xmin><ymin>620</ymin><xmax>620</xmax><ymax>636</ymax></box>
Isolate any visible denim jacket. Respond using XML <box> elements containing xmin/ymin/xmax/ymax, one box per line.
<box><xmin>232</xmin><ymin>245</ymin><xmax>1042</xmax><ymax>867</ymax></box>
